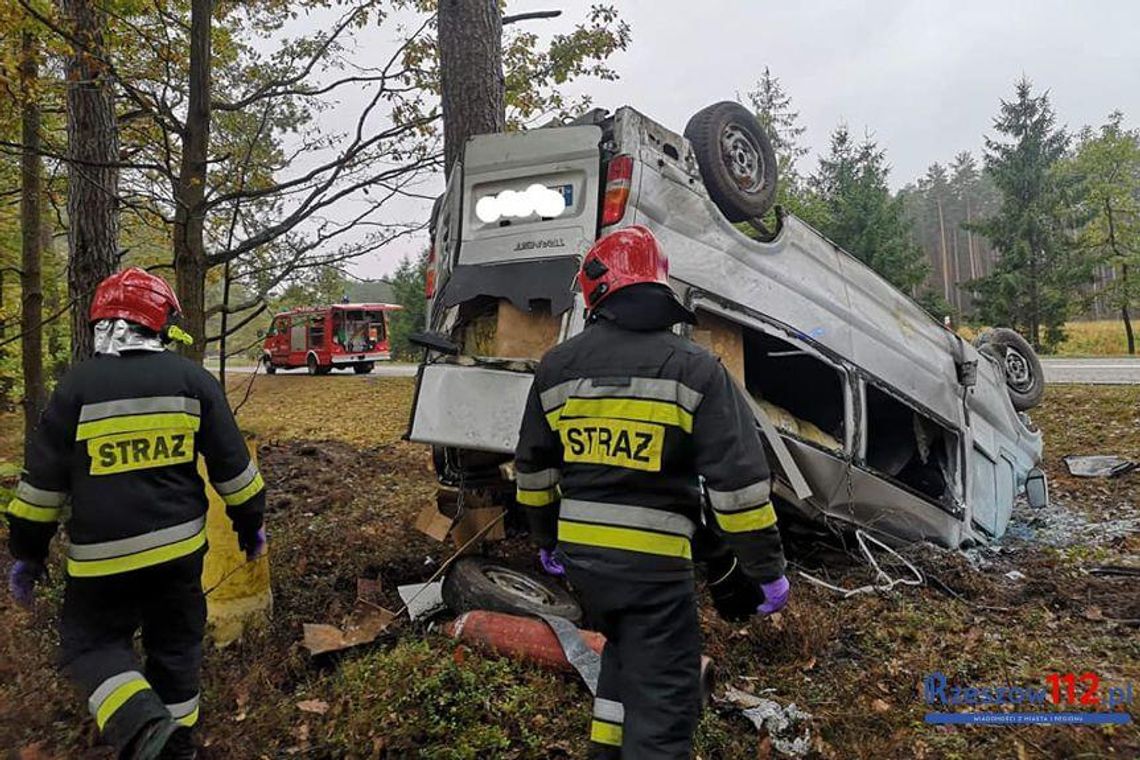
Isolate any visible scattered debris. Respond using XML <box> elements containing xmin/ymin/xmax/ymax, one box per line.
<box><xmin>296</xmin><ymin>699</ymin><xmax>330</xmax><ymax>715</ymax></box>
<box><xmin>1005</xmin><ymin>501</ymin><xmax>1140</xmax><ymax>547</ymax></box>
<box><xmin>796</xmin><ymin>530</ymin><xmax>923</xmax><ymax>598</ymax></box>
<box><xmin>722</xmin><ymin>686</ymin><xmax>812</xmax><ymax>757</ymax></box>
<box><xmin>1005</xmin><ymin>570</ymin><xmax>1026</xmax><ymax>581</ymax></box>
<box><xmin>302</xmin><ymin>581</ymin><xmax>398</xmax><ymax>655</ymax></box>
<box><xmin>1062</xmin><ymin>455</ymin><xmax>1137</xmax><ymax>478</ymax></box>
<box><xmin>397</xmin><ymin>581</ymin><xmax>445</xmax><ymax>621</ymax></box>
<box><xmin>414</xmin><ymin>502</ymin><xmax>454</xmax><ymax>542</ymax></box>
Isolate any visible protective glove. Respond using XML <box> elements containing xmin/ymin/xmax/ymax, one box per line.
<box><xmin>8</xmin><ymin>560</ymin><xmax>46</xmax><ymax>609</ymax></box>
<box><xmin>756</xmin><ymin>575</ymin><xmax>790</xmax><ymax>616</ymax></box>
<box><xmin>538</xmin><ymin>547</ymin><xmax>565</xmax><ymax>577</ymax></box>
<box><xmin>239</xmin><ymin>527</ymin><xmax>267</xmax><ymax>562</ymax></box>
<box><xmin>707</xmin><ymin>554</ymin><xmax>763</xmax><ymax>622</ymax></box>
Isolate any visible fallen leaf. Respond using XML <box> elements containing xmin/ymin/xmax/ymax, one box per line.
<box><xmin>297</xmin><ymin>699</ymin><xmax>329</xmax><ymax>715</ymax></box>
<box><xmin>871</xmin><ymin>698</ymin><xmax>891</xmax><ymax>713</ymax></box>
<box><xmin>801</xmin><ymin>657</ymin><xmax>817</xmax><ymax>672</ymax></box>
<box><xmin>1083</xmin><ymin>606</ymin><xmax>1104</xmax><ymax>621</ymax></box>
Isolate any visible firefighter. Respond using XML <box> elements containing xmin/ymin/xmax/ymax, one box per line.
<box><xmin>4</xmin><ymin>268</ymin><xmax>267</xmax><ymax>760</ymax></box>
<box><xmin>516</xmin><ymin>226</ymin><xmax>790</xmax><ymax>759</ymax></box>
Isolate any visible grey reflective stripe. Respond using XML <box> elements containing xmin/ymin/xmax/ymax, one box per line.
<box><xmin>68</xmin><ymin>516</ymin><xmax>206</xmax><ymax>561</ymax></box>
<box><xmin>15</xmin><ymin>481</ymin><xmax>67</xmax><ymax>508</ymax></box>
<box><xmin>561</xmin><ymin>499</ymin><xmax>695</xmax><ymax>538</ymax></box>
<box><xmin>707</xmin><ymin>480</ymin><xmax>772</xmax><ymax>512</ymax></box>
<box><xmin>213</xmin><ymin>461</ymin><xmax>258</xmax><ymax>495</ymax></box>
<box><xmin>540</xmin><ymin>377</ymin><xmax>704</xmax><ymax>414</ymax></box>
<box><xmin>165</xmin><ymin>693</ymin><xmax>200</xmax><ymax>719</ymax></box>
<box><xmin>88</xmin><ymin>671</ymin><xmax>145</xmax><ymax>716</ymax></box>
<box><xmin>79</xmin><ymin>396</ymin><xmax>201</xmax><ymax>423</ymax></box>
<box><xmin>593</xmin><ymin>697</ymin><xmax>624</xmax><ymax>724</ymax></box>
<box><xmin>516</xmin><ymin>468</ymin><xmax>561</xmax><ymax>490</ymax></box>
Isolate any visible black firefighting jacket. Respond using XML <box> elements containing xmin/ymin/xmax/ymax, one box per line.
<box><xmin>515</xmin><ymin>289</ymin><xmax>786</xmax><ymax>583</ymax></box>
<box><xmin>5</xmin><ymin>350</ymin><xmax>265</xmax><ymax>577</ymax></box>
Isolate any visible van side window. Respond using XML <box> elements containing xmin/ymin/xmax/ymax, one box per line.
<box><xmin>865</xmin><ymin>384</ymin><xmax>959</xmax><ymax>505</ymax></box>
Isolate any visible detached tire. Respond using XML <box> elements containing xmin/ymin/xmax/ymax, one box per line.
<box><xmin>442</xmin><ymin>556</ymin><xmax>582</xmax><ymax>623</ymax></box>
<box><xmin>684</xmin><ymin>101</ymin><xmax>778</xmax><ymax>222</ymax></box>
<box><xmin>975</xmin><ymin>328</ymin><xmax>1045</xmax><ymax>411</ymax></box>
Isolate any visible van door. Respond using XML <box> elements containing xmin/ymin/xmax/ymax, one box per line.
<box><xmin>438</xmin><ymin>125</ymin><xmax>602</xmax><ymax>318</ymax></box>
<box><xmin>268</xmin><ymin>316</ymin><xmax>290</xmax><ymax>363</ymax></box>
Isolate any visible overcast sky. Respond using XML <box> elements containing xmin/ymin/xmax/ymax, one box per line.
<box><xmin>331</xmin><ymin>0</ymin><xmax>1140</xmax><ymax>280</ymax></box>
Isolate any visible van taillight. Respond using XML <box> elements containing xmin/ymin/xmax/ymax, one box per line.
<box><xmin>425</xmin><ymin>250</ymin><xmax>437</xmax><ymax>299</ymax></box>
<box><xmin>601</xmin><ymin>155</ymin><xmax>633</xmax><ymax>227</ymax></box>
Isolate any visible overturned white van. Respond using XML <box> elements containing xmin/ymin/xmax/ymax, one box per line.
<box><xmin>408</xmin><ymin>101</ymin><xmax>1047</xmax><ymax>550</ymax></box>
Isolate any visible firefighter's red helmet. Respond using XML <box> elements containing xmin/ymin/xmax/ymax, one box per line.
<box><xmin>89</xmin><ymin>267</ymin><xmax>183</xmax><ymax>333</ymax></box>
<box><xmin>577</xmin><ymin>225</ymin><xmax>670</xmax><ymax>309</ymax></box>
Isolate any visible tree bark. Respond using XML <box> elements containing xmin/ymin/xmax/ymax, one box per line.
<box><xmin>20</xmin><ymin>30</ymin><xmax>46</xmax><ymax>449</ymax></box>
<box><xmin>936</xmin><ymin>197</ymin><xmax>950</xmax><ymax>303</ymax></box>
<box><xmin>438</xmin><ymin>0</ymin><xmax>505</xmax><ymax>176</ymax></box>
<box><xmin>61</xmin><ymin>0</ymin><xmax>120</xmax><ymax>361</ymax></box>
<box><xmin>173</xmin><ymin>0</ymin><xmax>213</xmax><ymax>364</ymax></box>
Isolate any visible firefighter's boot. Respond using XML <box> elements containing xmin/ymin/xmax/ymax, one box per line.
<box><xmin>124</xmin><ymin>717</ymin><xmax>179</xmax><ymax>760</ymax></box>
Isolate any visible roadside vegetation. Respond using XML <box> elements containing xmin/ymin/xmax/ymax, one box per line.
<box><xmin>0</xmin><ymin>376</ymin><xmax>1135</xmax><ymax>758</ymax></box>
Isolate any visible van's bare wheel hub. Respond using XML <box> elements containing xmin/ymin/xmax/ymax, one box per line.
<box><xmin>483</xmin><ymin>567</ymin><xmax>556</xmax><ymax>606</ymax></box>
<box><xmin>721</xmin><ymin>125</ymin><xmax>764</xmax><ymax>192</ymax></box>
<box><xmin>1003</xmin><ymin>348</ymin><xmax>1033</xmax><ymax>390</ymax></box>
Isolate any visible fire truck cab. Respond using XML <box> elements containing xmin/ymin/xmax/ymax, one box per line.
<box><xmin>262</xmin><ymin>303</ymin><xmax>400</xmax><ymax>375</ymax></box>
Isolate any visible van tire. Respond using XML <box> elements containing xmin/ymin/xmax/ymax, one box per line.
<box><xmin>307</xmin><ymin>354</ymin><xmax>319</xmax><ymax>375</ymax></box>
<box><xmin>684</xmin><ymin>101</ymin><xmax>778</xmax><ymax>222</ymax></box>
<box><xmin>975</xmin><ymin>328</ymin><xmax>1045</xmax><ymax>411</ymax></box>
<box><xmin>262</xmin><ymin>355</ymin><xmax>276</xmax><ymax>375</ymax></box>
<box><xmin>442</xmin><ymin>556</ymin><xmax>582</xmax><ymax>623</ymax></box>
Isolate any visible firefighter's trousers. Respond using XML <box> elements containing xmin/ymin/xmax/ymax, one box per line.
<box><xmin>59</xmin><ymin>551</ymin><xmax>206</xmax><ymax>753</ymax></box>
<box><xmin>566</xmin><ymin>564</ymin><xmax>702</xmax><ymax>760</ymax></box>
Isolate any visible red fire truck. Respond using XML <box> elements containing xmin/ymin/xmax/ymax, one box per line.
<box><xmin>261</xmin><ymin>303</ymin><xmax>400</xmax><ymax>375</ymax></box>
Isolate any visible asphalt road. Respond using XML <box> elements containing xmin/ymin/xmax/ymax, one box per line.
<box><xmin>208</xmin><ymin>358</ymin><xmax>1140</xmax><ymax>384</ymax></box>
<box><xmin>207</xmin><ymin>361</ymin><xmax>418</xmax><ymax>378</ymax></box>
<box><xmin>1040</xmin><ymin>357</ymin><xmax>1140</xmax><ymax>385</ymax></box>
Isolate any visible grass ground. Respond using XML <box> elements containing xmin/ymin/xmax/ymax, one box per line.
<box><xmin>0</xmin><ymin>376</ymin><xmax>1137</xmax><ymax>758</ymax></box>
<box><xmin>955</xmin><ymin>320</ymin><xmax>1137</xmax><ymax>356</ymax></box>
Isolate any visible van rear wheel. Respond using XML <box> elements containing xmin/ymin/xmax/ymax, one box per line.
<box><xmin>684</xmin><ymin>101</ymin><xmax>778</xmax><ymax>223</ymax></box>
<box><xmin>975</xmin><ymin>328</ymin><xmax>1045</xmax><ymax>411</ymax></box>
<box><xmin>307</xmin><ymin>354</ymin><xmax>319</xmax><ymax>375</ymax></box>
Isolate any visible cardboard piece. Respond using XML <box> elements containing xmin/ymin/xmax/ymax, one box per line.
<box><xmin>302</xmin><ymin>601</ymin><xmax>397</xmax><ymax>655</ymax></box>
<box><xmin>414</xmin><ymin>502</ymin><xmax>455</xmax><ymax>542</ymax></box>
<box><xmin>692</xmin><ymin>310</ymin><xmax>745</xmax><ymax>383</ymax></box>
<box><xmin>397</xmin><ymin>581</ymin><xmax>446</xmax><ymax>621</ymax></box>
<box><xmin>450</xmin><ymin>506</ymin><xmax>506</xmax><ymax>548</ymax></box>
<box><xmin>494</xmin><ymin>300</ymin><xmax>561</xmax><ymax>360</ymax></box>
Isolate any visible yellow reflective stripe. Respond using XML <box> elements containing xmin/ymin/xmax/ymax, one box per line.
<box><xmin>175</xmin><ymin>706</ymin><xmax>200</xmax><ymax>727</ymax></box>
<box><xmin>221</xmin><ymin>472</ymin><xmax>264</xmax><ymax>507</ymax></box>
<box><xmin>590</xmin><ymin>719</ymin><xmax>623</xmax><ymax>746</ymax></box>
<box><xmin>95</xmin><ymin>678</ymin><xmax>150</xmax><ymax>730</ymax></box>
<box><xmin>516</xmin><ymin>486</ymin><xmax>559</xmax><ymax>507</ymax></box>
<box><xmin>714</xmin><ymin>502</ymin><xmax>777</xmax><ymax>533</ymax></box>
<box><xmin>76</xmin><ymin>412</ymin><xmax>201</xmax><ymax>442</ymax></box>
<box><xmin>559</xmin><ymin>520</ymin><xmax>692</xmax><ymax>560</ymax></box>
<box><xmin>559</xmin><ymin>397</ymin><xmax>693</xmax><ymax>433</ymax></box>
<box><xmin>67</xmin><ymin>528</ymin><xmax>206</xmax><ymax>578</ymax></box>
<box><xmin>6</xmin><ymin>498</ymin><xmax>61</xmax><ymax>523</ymax></box>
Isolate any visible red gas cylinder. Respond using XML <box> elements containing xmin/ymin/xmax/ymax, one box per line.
<box><xmin>443</xmin><ymin>610</ymin><xmax>715</xmax><ymax>702</ymax></box>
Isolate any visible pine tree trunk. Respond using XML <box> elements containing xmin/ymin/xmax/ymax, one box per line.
<box><xmin>173</xmin><ymin>0</ymin><xmax>213</xmax><ymax>364</ymax></box>
<box><xmin>965</xmin><ymin>196</ymin><xmax>978</xmax><ymax>280</ymax></box>
<box><xmin>438</xmin><ymin>0</ymin><xmax>505</xmax><ymax>176</ymax></box>
<box><xmin>62</xmin><ymin>0</ymin><xmax>120</xmax><ymax>362</ymax></box>
<box><xmin>937</xmin><ymin>198</ymin><xmax>950</xmax><ymax>303</ymax></box>
<box><xmin>20</xmin><ymin>30</ymin><xmax>46</xmax><ymax>448</ymax></box>
<box><xmin>1121</xmin><ymin>266</ymin><xmax>1134</xmax><ymax>355</ymax></box>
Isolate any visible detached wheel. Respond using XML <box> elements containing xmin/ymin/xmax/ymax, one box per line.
<box><xmin>353</xmin><ymin>362</ymin><xmax>374</xmax><ymax>375</ymax></box>
<box><xmin>684</xmin><ymin>101</ymin><xmax>778</xmax><ymax>222</ymax></box>
<box><xmin>442</xmin><ymin>556</ymin><xmax>582</xmax><ymax>623</ymax></box>
<box><xmin>975</xmin><ymin>328</ymin><xmax>1045</xmax><ymax>411</ymax></box>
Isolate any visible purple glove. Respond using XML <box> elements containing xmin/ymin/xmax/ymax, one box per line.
<box><xmin>539</xmin><ymin>548</ymin><xmax>565</xmax><ymax>577</ymax></box>
<box><xmin>9</xmin><ymin>561</ymin><xmax>45</xmax><ymax>609</ymax></box>
<box><xmin>241</xmin><ymin>527</ymin><xmax>267</xmax><ymax>562</ymax></box>
<box><xmin>756</xmin><ymin>575</ymin><xmax>790</xmax><ymax>616</ymax></box>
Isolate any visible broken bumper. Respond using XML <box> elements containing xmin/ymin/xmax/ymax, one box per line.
<box><xmin>409</xmin><ymin>363</ymin><xmax>534</xmax><ymax>453</ymax></box>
